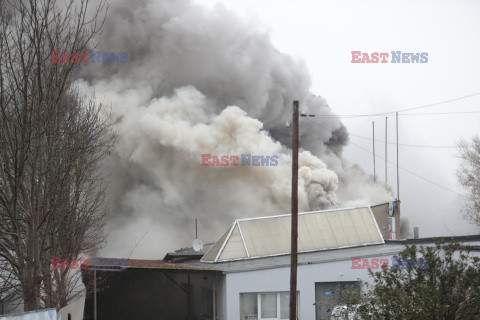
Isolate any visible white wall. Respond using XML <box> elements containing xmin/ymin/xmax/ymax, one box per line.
<box><xmin>221</xmin><ymin>255</ymin><xmax>392</xmax><ymax>320</ymax></box>
<box><xmin>58</xmin><ymin>294</ymin><xmax>85</xmax><ymax>320</ymax></box>
<box><xmin>217</xmin><ymin>244</ymin><xmax>480</xmax><ymax>320</ymax></box>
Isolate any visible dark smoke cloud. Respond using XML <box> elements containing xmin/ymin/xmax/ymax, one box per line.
<box><xmin>77</xmin><ymin>0</ymin><xmax>392</xmax><ymax>258</ymax></box>
<box><xmin>325</xmin><ymin>124</ymin><xmax>350</xmax><ymax>157</ymax></box>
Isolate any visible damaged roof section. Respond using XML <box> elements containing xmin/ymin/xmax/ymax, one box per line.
<box><xmin>84</xmin><ymin>258</ymin><xmax>216</xmax><ymax>272</ymax></box>
<box><xmin>201</xmin><ymin>206</ymin><xmax>384</xmax><ymax>263</ymax></box>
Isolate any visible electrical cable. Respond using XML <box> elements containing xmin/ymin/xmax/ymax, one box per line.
<box><xmin>307</xmin><ymin>92</ymin><xmax>480</xmax><ymax>118</ymax></box>
<box><xmin>306</xmin><ymin>117</ymin><xmax>466</xmax><ymax>197</ymax></box>
<box><xmin>347</xmin><ymin>132</ymin><xmax>457</xmax><ymax>149</ymax></box>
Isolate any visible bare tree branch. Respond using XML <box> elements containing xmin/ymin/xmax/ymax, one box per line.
<box><xmin>0</xmin><ymin>0</ymin><xmax>112</xmax><ymax>311</ymax></box>
<box><xmin>457</xmin><ymin>136</ymin><xmax>480</xmax><ymax>227</ymax></box>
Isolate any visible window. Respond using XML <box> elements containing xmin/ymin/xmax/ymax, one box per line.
<box><xmin>279</xmin><ymin>292</ymin><xmax>289</xmax><ymax>319</ymax></box>
<box><xmin>240</xmin><ymin>293</ymin><xmax>258</xmax><ymax>320</ymax></box>
<box><xmin>240</xmin><ymin>292</ymin><xmax>299</xmax><ymax>320</ymax></box>
<box><xmin>261</xmin><ymin>293</ymin><xmax>277</xmax><ymax>318</ymax></box>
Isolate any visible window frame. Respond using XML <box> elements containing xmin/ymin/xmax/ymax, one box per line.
<box><xmin>240</xmin><ymin>291</ymin><xmax>300</xmax><ymax>320</ymax></box>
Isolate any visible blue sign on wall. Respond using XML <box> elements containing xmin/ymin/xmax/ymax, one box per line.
<box><xmin>388</xmin><ymin>201</ymin><xmax>395</xmax><ymax>217</ymax></box>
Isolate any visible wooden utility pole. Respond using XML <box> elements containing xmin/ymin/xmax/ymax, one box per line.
<box><xmin>94</xmin><ymin>270</ymin><xmax>97</xmax><ymax>320</ymax></box>
<box><xmin>188</xmin><ymin>274</ymin><xmax>192</xmax><ymax>319</ymax></box>
<box><xmin>212</xmin><ymin>276</ymin><xmax>216</xmax><ymax>320</ymax></box>
<box><xmin>289</xmin><ymin>101</ymin><xmax>299</xmax><ymax>320</ymax></box>
<box><xmin>396</xmin><ymin>112</ymin><xmax>400</xmax><ymax>199</ymax></box>
<box><xmin>372</xmin><ymin>121</ymin><xmax>376</xmax><ymax>182</ymax></box>
<box><xmin>385</xmin><ymin>117</ymin><xmax>388</xmax><ymax>187</ymax></box>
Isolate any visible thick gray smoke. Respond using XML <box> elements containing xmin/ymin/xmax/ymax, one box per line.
<box><xmin>77</xmin><ymin>0</ymin><xmax>392</xmax><ymax>258</ymax></box>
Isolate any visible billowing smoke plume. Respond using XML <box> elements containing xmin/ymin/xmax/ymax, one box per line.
<box><xmin>77</xmin><ymin>0</ymin><xmax>392</xmax><ymax>258</ymax></box>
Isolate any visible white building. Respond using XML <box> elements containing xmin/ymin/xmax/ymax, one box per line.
<box><xmin>188</xmin><ymin>206</ymin><xmax>480</xmax><ymax>320</ymax></box>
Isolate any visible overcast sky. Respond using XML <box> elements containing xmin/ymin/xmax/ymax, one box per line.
<box><xmin>194</xmin><ymin>0</ymin><xmax>480</xmax><ymax>237</ymax></box>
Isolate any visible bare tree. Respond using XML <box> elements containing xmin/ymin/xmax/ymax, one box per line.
<box><xmin>0</xmin><ymin>0</ymin><xmax>112</xmax><ymax>311</ymax></box>
<box><xmin>457</xmin><ymin>137</ymin><xmax>480</xmax><ymax>227</ymax></box>
<box><xmin>39</xmin><ymin>90</ymin><xmax>115</xmax><ymax>309</ymax></box>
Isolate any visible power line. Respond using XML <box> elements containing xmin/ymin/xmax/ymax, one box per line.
<box><xmin>306</xmin><ymin>92</ymin><xmax>480</xmax><ymax>118</ymax></box>
<box><xmin>400</xmin><ymin>110</ymin><xmax>480</xmax><ymax>116</ymax></box>
<box><xmin>348</xmin><ymin>139</ymin><xmax>465</xmax><ymax>197</ymax></box>
<box><xmin>319</xmin><ymin>109</ymin><xmax>480</xmax><ymax>119</ymax></box>
<box><xmin>305</xmin><ymin>117</ymin><xmax>458</xmax><ymax>148</ymax></box>
<box><xmin>397</xmin><ymin>92</ymin><xmax>480</xmax><ymax>113</ymax></box>
<box><xmin>348</xmin><ymin>132</ymin><xmax>457</xmax><ymax>149</ymax></box>
<box><xmin>306</xmin><ymin>117</ymin><xmax>465</xmax><ymax>197</ymax></box>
